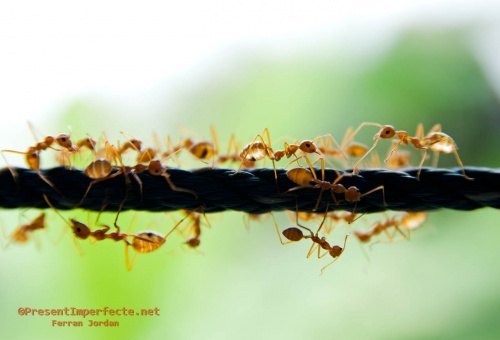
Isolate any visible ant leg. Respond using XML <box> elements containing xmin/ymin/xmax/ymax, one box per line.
<box><xmin>162</xmin><ymin>172</ymin><xmax>199</xmax><ymax>199</ymax></box>
<box><xmin>416</xmin><ymin>148</ymin><xmax>429</xmax><ymax>180</ymax></box>
<box><xmin>272</xmin><ymin>213</ymin><xmax>296</xmax><ymax>245</ymax></box>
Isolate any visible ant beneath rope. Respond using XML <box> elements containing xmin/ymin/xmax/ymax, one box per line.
<box><xmin>46</xmin><ymin>195</ymin><xmax>192</xmax><ymax>270</ymax></box>
<box><xmin>0</xmin><ymin>212</ymin><xmax>47</xmax><ymax>249</ymax></box>
<box><xmin>273</xmin><ymin>203</ymin><xmax>349</xmax><ymax>274</ymax></box>
<box><xmin>354</xmin><ymin>212</ymin><xmax>427</xmax><ymax>244</ymax></box>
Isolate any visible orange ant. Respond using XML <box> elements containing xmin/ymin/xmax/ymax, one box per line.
<box><xmin>216</xmin><ymin>134</ymin><xmax>250</xmax><ymax>167</ymax></box>
<box><xmin>274</xmin><ymin>203</ymin><xmax>349</xmax><ymax>274</ymax></box>
<box><xmin>416</xmin><ymin>128</ymin><xmax>473</xmax><ymax>181</ymax></box>
<box><xmin>275</xmin><ymin>137</ymin><xmax>334</xmax><ymax>183</ymax></box>
<box><xmin>286</xmin><ymin>167</ymin><xmax>385</xmax><ymax>214</ymax></box>
<box><xmin>315</xmin><ymin>130</ymin><xmax>363</xmax><ymax>166</ymax></box>
<box><xmin>136</xmin><ymin>147</ymin><xmax>157</xmax><ymax>164</ymax></box>
<box><xmin>118</xmin><ymin>211</ymin><xmax>195</xmax><ymax>270</ymax></box>
<box><xmin>71</xmin><ymin>134</ymin><xmax>98</xmax><ymax>165</ymax></box>
<box><xmin>350</xmin><ymin>123</ymin><xmax>473</xmax><ymax>180</ymax></box>
<box><xmin>47</xmin><ymin>194</ymin><xmax>192</xmax><ymax>269</ymax></box>
<box><xmin>76</xmin><ymin>136</ymin><xmax>97</xmax><ymax>153</ymax></box>
<box><xmin>354</xmin><ymin>212</ymin><xmax>427</xmax><ymax>244</ymax></box>
<box><xmin>66</xmin><ymin>219</ymin><xmax>180</xmax><ymax>270</ymax></box>
<box><xmin>235</xmin><ymin>128</ymin><xmax>279</xmax><ymax>182</ymax></box>
<box><xmin>285</xmin><ymin>210</ymin><xmax>357</xmax><ymax>236</ymax></box>
<box><xmin>243</xmin><ymin>212</ymin><xmax>270</xmax><ymax>232</ymax></box>
<box><xmin>353</xmin><ymin>214</ymin><xmax>404</xmax><ymax>244</ymax></box>
<box><xmin>385</xmin><ymin>149</ymin><xmax>411</xmax><ymax>169</ymax></box>
<box><xmin>0</xmin><ymin>146</ymin><xmax>57</xmax><ymax>190</ymax></box>
<box><xmin>176</xmin><ymin>126</ymin><xmax>219</xmax><ymax>166</ymax></box>
<box><xmin>78</xmin><ymin>142</ymin><xmax>131</xmax><ymax>207</ymax></box>
<box><xmin>112</xmin><ymin>156</ymin><xmax>199</xmax><ymax>205</ymax></box>
<box><xmin>139</xmin><ymin>159</ymin><xmax>199</xmax><ymax>199</ymax></box>
<box><xmin>1</xmin><ymin>125</ymin><xmax>76</xmax><ymax>190</ymax></box>
<box><xmin>0</xmin><ymin>212</ymin><xmax>46</xmax><ymax>249</ymax></box>
<box><xmin>117</xmin><ymin>131</ymin><xmax>143</xmax><ymax>155</ymax></box>
<box><xmin>399</xmin><ymin>212</ymin><xmax>427</xmax><ymax>236</ymax></box>
<box><xmin>178</xmin><ymin>208</ymin><xmax>210</xmax><ymax>248</ymax></box>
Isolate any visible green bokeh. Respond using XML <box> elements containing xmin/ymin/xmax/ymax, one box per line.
<box><xmin>1</xmin><ymin>28</ymin><xmax>500</xmax><ymax>339</ymax></box>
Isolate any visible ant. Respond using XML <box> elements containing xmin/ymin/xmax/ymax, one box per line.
<box><xmin>216</xmin><ymin>134</ymin><xmax>254</xmax><ymax>168</ymax></box>
<box><xmin>350</xmin><ymin>123</ymin><xmax>473</xmax><ymax>180</ymax></box>
<box><xmin>138</xmin><ymin>159</ymin><xmax>199</xmax><ymax>199</ymax></box>
<box><xmin>77</xmin><ymin>141</ymin><xmax>131</xmax><ymax>207</ymax></box>
<box><xmin>0</xmin><ymin>212</ymin><xmax>46</xmax><ymax>249</ymax></box>
<box><xmin>315</xmin><ymin>130</ymin><xmax>362</xmax><ymax>167</ymax></box>
<box><xmin>177</xmin><ymin>126</ymin><xmax>219</xmax><ymax>166</ymax></box>
<box><xmin>274</xmin><ymin>203</ymin><xmax>349</xmax><ymax>274</ymax></box>
<box><xmin>1</xmin><ymin>125</ymin><xmax>76</xmax><ymax>191</ymax></box>
<box><xmin>76</xmin><ymin>136</ymin><xmax>97</xmax><ymax>153</ymax></box>
<box><xmin>354</xmin><ymin>212</ymin><xmax>427</xmax><ymax>244</ymax></box>
<box><xmin>353</xmin><ymin>214</ymin><xmax>404</xmax><ymax>244</ymax></box>
<box><xmin>243</xmin><ymin>212</ymin><xmax>270</xmax><ymax>232</ymax></box>
<box><xmin>112</xmin><ymin>156</ymin><xmax>198</xmax><ymax>205</ymax></box>
<box><xmin>47</xmin><ymin>194</ymin><xmax>192</xmax><ymax>270</ymax></box>
<box><xmin>275</xmin><ymin>137</ymin><xmax>336</xmax><ymax>184</ymax></box>
<box><xmin>178</xmin><ymin>208</ymin><xmax>210</xmax><ymax>248</ymax></box>
<box><xmin>399</xmin><ymin>212</ymin><xmax>427</xmax><ymax>236</ymax></box>
<box><xmin>117</xmin><ymin>131</ymin><xmax>143</xmax><ymax>156</ymax></box>
<box><xmin>286</xmin><ymin>167</ymin><xmax>385</xmax><ymax>214</ymax></box>
<box><xmin>119</xmin><ymin>211</ymin><xmax>195</xmax><ymax>270</ymax></box>
<box><xmin>235</xmin><ymin>128</ymin><xmax>279</xmax><ymax>183</ymax></box>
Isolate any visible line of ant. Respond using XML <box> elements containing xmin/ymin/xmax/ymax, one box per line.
<box><xmin>0</xmin><ymin>122</ymin><xmax>473</xmax><ymax>238</ymax></box>
<box><xmin>76</xmin><ymin>133</ymin><xmax>199</xmax><ymax>208</ymax></box>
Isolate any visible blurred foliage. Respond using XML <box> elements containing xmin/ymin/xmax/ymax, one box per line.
<box><xmin>3</xmin><ymin>27</ymin><xmax>500</xmax><ymax>340</ymax></box>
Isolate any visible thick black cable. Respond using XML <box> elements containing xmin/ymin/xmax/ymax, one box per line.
<box><xmin>0</xmin><ymin>166</ymin><xmax>498</xmax><ymax>214</ymax></box>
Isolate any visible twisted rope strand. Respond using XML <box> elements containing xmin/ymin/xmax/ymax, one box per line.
<box><xmin>0</xmin><ymin>166</ymin><xmax>498</xmax><ymax>214</ymax></box>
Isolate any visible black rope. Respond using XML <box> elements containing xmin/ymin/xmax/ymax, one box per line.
<box><xmin>0</xmin><ymin>166</ymin><xmax>498</xmax><ymax>214</ymax></box>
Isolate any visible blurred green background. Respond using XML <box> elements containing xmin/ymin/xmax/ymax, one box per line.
<box><xmin>2</xmin><ymin>4</ymin><xmax>500</xmax><ymax>340</ymax></box>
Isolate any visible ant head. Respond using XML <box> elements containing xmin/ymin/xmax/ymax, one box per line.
<box><xmin>282</xmin><ymin>227</ymin><xmax>304</xmax><ymax>242</ymax></box>
<box><xmin>42</xmin><ymin>136</ymin><xmax>55</xmax><ymax>147</ymax></box>
<box><xmin>32</xmin><ymin>213</ymin><xmax>46</xmax><ymax>229</ymax></box>
<box><xmin>299</xmin><ymin>140</ymin><xmax>318</xmax><ymax>154</ymax></box>
<box><xmin>183</xmin><ymin>138</ymin><xmax>194</xmax><ymax>148</ymax></box>
<box><xmin>377</xmin><ymin>126</ymin><xmax>396</xmax><ymax>139</ymax></box>
<box><xmin>185</xmin><ymin>237</ymin><xmax>201</xmax><ymax>248</ymax></box>
<box><xmin>55</xmin><ymin>134</ymin><xmax>73</xmax><ymax>149</ymax></box>
<box><xmin>345</xmin><ymin>186</ymin><xmax>361</xmax><ymax>202</ymax></box>
<box><xmin>148</xmin><ymin>160</ymin><xmax>164</xmax><ymax>176</ymax></box>
<box><xmin>330</xmin><ymin>245</ymin><xmax>343</xmax><ymax>257</ymax></box>
<box><xmin>129</xmin><ymin>139</ymin><xmax>142</xmax><ymax>151</ymax></box>
<box><xmin>70</xmin><ymin>219</ymin><xmax>91</xmax><ymax>239</ymax></box>
<box><xmin>80</xmin><ymin>137</ymin><xmax>97</xmax><ymax>150</ymax></box>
